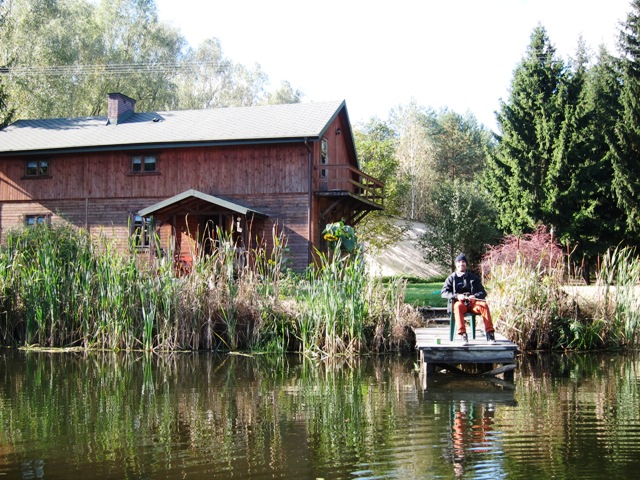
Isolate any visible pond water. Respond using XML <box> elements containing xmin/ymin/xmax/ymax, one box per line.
<box><xmin>1</xmin><ymin>349</ymin><xmax>639</xmax><ymax>479</ymax></box>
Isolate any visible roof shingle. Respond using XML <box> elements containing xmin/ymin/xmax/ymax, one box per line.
<box><xmin>0</xmin><ymin>100</ymin><xmax>346</xmax><ymax>154</ymax></box>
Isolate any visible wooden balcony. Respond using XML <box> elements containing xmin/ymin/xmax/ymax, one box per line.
<box><xmin>314</xmin><ymin>164</ymin><xmax>384</xmax><ymax>225</ymax></box>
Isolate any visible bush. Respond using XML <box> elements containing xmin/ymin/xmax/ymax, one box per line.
<box><xmin>482</xmin><ymin>225</ymin><xmax>579</xmax><ymax>350</ymax></box>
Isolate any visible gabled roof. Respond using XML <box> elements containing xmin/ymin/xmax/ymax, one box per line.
<box><xmin>0</xmin><ymin>100</ymin><xmax>348</xmax><ymax>155</ymax></box>
<box><xmin>138</xmin><ymin>189</ymin><xmax>268</xmax><ymax>219</ymax></box>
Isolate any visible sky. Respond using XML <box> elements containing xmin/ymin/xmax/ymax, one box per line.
<box><xmin>154</xmin><ymin>0</ymin><xmax>632</xmax><ymax>132</ymax></box>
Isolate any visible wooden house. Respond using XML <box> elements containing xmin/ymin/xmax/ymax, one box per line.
<box><xmin>0</xmin><ymin>93</ymin><xmax>383</xmax><ymax>270</ymax></box>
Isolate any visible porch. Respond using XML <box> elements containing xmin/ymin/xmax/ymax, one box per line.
<box><xmin>315</xmin><ymin>164</ymin><xmax>384</xmax><ymax>226</ymax></box>
<box><xmin>138</xmin><ymin>189</ymin><xmax>267</xmax><ymax>268</ymax></box>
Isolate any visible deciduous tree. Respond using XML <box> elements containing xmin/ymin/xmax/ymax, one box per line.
<box><xmin>354</xmin><ymin>118</ymin><xmax>408</xmax><ymax>252</ymax></box>
<box><xmin>0</xmin><ymin>0</ymin><xmax>302</xmax><ymax>119</ymax></box>
<box><xmin>389</xmin><ymin>101</ymin><xmax>435</xmax><ymax>220</ymax></box>
<box><xmin>419</xmin><ymin>179</ymin><xmax>499</xmax><ymax>271</ymax></box>
<box><xmin>0</xmin><ymin>75</ymin><xmax>12</xmax><ymax>128</ymax></box>
<box><xmin>260</xmin><ymin>80</ymin><xmax>303</xmax><ymax>105</ymax></box>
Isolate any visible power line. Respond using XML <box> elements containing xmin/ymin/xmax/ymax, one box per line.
<box><xmin>0</xmin><ymin>61</ymin><xmax>232</xmax><ymax>77</ymax></box>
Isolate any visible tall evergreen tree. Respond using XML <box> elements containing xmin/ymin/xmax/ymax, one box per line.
<box><xmin>612</xmin><ymin>0</ymin><xmax>640</xmax><ymax>235</ymax></box>
<box><xmin>548</xmin><ymin>43</ymin><xmax>627</xmax><ymax>280</ymax></box>
<box><xmin>485</xmin><ymin>26</ymin><xmax>567</xmax><ymax>234</ymax></box>
<box><xmin>543</xmin><ymin>39</ymin><xmax>589</xmax><ymax>231</ymax></box>
<box><xmin>570</xmin><ymin>47</ymin><xmax>628</xmax><ymax>267</ymax></box>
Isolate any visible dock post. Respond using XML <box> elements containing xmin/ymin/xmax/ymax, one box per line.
<box><xmin>420</xmin><ymin>350</ymin><xmax>436</xmax><ymax>390</ymax></box>
<box><xmin>421</xmin><ymin>350</ymin><xmax>427</xmax><ymax>390</ymax></box>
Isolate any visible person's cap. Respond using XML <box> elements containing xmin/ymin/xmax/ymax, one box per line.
<box><xmin>455</xmin><ymin>254</ymin><xmax>467</xmax><ymax>263</ymax></box>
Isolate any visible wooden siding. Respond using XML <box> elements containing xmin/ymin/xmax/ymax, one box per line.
<box><xmin>0</xmin><ymin>198</ymin><xmax>142</xmax><ymax>252</ymax></box>
<box><xmin>0</xmin><ymin>193</ymin><xmax>312</xmax><ymax>270</ymax></box>
<box><xmin>0</xmin><ymin>119</ymin><xmax>362</xmax><ymax>270</ymax></box>
<box><xmin>0</xmin><ymin>143</ymin><xmax>310</xmax><ymax>201</ymax></box>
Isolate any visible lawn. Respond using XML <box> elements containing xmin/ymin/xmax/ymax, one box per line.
<box><xmin>403</xmin><ymin>282</ymin><xmax>446</xmax><ymax>308</ymax></box>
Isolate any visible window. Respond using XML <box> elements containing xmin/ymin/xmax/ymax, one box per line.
<box><xmin>320</xmin><ymin>138</ymin><xmax>328</xmax><ymax>178</ymax></box>
<box><xmin>131</xmin><ymin>155</ymin><xmax>157</xmax><ymax>173</ymax></box>
<box><xmin>130</xmin><ymin>214</ymin><xmax>151</xmax><ymax>248</ymax></box>
<box><xmin>25</xmin><ymin>214</ymin><xmax>50</xmax><ymax>226</ymax></box>
<box><xmin>25</xmin><ymin>159</ymin><xmax>49</xmax><ymax>177</ymax></box>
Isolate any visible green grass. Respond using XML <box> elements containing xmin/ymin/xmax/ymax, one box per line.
<box><xmin>403</xmin><ymin>282</ymin><xmax>446</xmax><ymax>307</ymax></box>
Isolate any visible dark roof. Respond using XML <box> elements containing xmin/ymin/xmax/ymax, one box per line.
<box><xmin>138</xmin><ymin>189</ymin><xmax>268</xmax><ymax>218</ymax></box>
<box><xmin>0</xmin><ymin>100</ymin><xmax>347</xmax><ymax>155</ymax></box>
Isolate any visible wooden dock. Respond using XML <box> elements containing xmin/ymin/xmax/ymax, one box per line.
<box><xmin>414</xmin><ymin>326</ymin><xmax>519</xmax><ymax>389</ymax></box>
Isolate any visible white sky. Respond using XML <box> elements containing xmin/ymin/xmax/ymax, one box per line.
<box><xmin>154</xmin><ymin>0</ymin><xmax>631</xmax><ymax>132</ymax></box>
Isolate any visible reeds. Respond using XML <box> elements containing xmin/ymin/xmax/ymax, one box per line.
<box><xmin>595</xmin><ymin>246</ymin><xmax>640</xmax><ymax>347</ymax></box>
<box><xmin>484</xmin><ymin>232</ymin><xmax>640</xmax><ymax>350</ymax></box>
<box><xmin>482</xmin><ymin>227</ymin><xmax>575</xmax><ymax>350</ymax></box>
<box><xmin>0</xmin><ymin>223</ymin><xmax>412</xmax><ymax>354</ymax></box>
<box><xmin>294</xmin><ymin>246</ymin><xmax>368</xmax><ymax>355</ymax></box>
<box><xmin>484</xmin><ymin>254</ymin><xmax>568</xmax><ymax>350</ymax></box>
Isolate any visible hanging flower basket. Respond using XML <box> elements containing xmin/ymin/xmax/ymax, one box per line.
<box><xmin>322</xmin><ymin>221</ymin><xmax>358</xmax><ymax>253</ymax></box>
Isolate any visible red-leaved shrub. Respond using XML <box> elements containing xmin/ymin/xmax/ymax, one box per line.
<box><xmin>481</xmin><ymin>224</ymin><xmax>564</xmax><ymax>279</ymax></box>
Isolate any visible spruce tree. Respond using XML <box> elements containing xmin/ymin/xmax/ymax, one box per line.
<box><xmin>552</xmin><ymin>45</ymin><xmax>627</xmax><ymax>280</ymax></box>
<box><xmin>485</xmin><ymin>26</ymin><xmax>566</xmax><ymax>234</ymax></box>
<box><xmin>574</xmin><ymin>48</ymin><xmax>627</xmax><ymax>258</ymax></box>
<box><xmin>612</xmin><ymin>0</ymin><xmax>640</xmax><ymax>235</ymax></box>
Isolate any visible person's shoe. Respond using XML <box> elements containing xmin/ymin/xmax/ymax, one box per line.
<box><xmin>460</xmin><ymin>333</ymin><xmax>469</xmax><ymax>345</ymax></box>
<box><xmin>487</xmin><ymin>331</ymin><xmax>496</xmax><ymax>344</ymax></box>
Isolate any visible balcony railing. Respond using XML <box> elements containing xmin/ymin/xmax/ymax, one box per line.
<box><xmin>315</xmin><ymin>164</ymin><xmax>384</xmax><ymax>207</ymax></box>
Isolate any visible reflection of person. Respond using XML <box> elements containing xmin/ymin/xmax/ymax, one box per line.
<box><xmin>451</xmin><ymin>403</ymin><xmax>467</xmax><ymax>474</ymax></box>
<box><xmin>451</xmin><ymin>401</ymin><xmax>496</xmax><ymax>477</ymax></box>
<box><xmin>441</xmin><ymin>254</ymin><xmax>496</xmax><ymax>344</ymax></box>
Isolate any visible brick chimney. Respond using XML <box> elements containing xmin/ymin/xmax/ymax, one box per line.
<box><xmin>107</xmin><ymin>93</ymin><xmax>136</xmax><ymax>125</ymax></box>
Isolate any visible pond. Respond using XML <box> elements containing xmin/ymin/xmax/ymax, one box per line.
<box><xmin>1</xmin><ymin>349</ymin><xmax>639</xmax><ymax>479</ymax></box>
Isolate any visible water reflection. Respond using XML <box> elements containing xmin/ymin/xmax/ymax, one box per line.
<box><xmin>450</xmin><ymin>400</ymin><xmax>495</xmax><ymax>477</ymax></box>
<box><xmin>0</xmin><ymin>350</ymin><xmax>639</xmax><ymax>479</ymax></box>
<box><xmin>422</xmin><ymin>376</ymin><xmax>514</xmax><ymax>478</ymax></box>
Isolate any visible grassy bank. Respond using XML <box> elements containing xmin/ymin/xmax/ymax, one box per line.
<box><xmin>0</xmin><ymin>224</ymin><xmax>420</xmax><ymax>354</ymax></box>
<box><xmin>402</xmin><ymin>282</ymin><xmax>447</xmax><ymax>308</ymax></box>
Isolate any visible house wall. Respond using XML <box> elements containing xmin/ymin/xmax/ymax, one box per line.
<box><xmin>309</xmin><ymin>114</ymin><xmax>356</xmax><ymax>248</ymax></box>
<box><xmin>0</xmin><ymin>142</ymin><xmax>315</xmax><ymax>269</ymax></box>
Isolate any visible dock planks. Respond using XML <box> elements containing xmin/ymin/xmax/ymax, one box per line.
<box><xmin>414</xmin><ymin>326</ymin><xmax>519</xmax><ymax>388</ymax></box>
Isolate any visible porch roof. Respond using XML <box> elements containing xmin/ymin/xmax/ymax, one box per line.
<box><xmin>138</xmin><ymin>189</ymin><xmax>268</xmax><ymax>219</ymax></box>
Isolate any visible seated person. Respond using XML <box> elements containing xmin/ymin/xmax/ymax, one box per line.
<box><xmin>441</xmin><ymin>253</ymin><xmax>496</xmax><ymax>344</ymax></box>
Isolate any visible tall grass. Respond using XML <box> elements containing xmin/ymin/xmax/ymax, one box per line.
<box><xmin>483</xmin><ymin>228</ymin><xmax>640</xmax><ymax>350</ymax></box>
<box><xmin>484</xmin><ymin>255</ymin><xmax>568</xmax><ymax>350</ymax></box>
<box><xmin>291</xmin><ymin>244</ymin><xmax>418</xmax><ymax>356</ymax></box>
<box><xmin>0</xmin><ymin>223</ymin><xmax>415</xmax><ymax>354</ymax></box>
<box><xmin>482</xmin><ymin>226</ymin><xmax>575</xmax><ymax>350</ymax></box>
<box><xmin>295</xmin><ymin>247</ymin><xmax>369</xmax><ymax>355</ymax></box>
<box><xmin>596</xmin><ymin>246</ymin><xmax>640</xmax><ymax>347</ymax></box>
